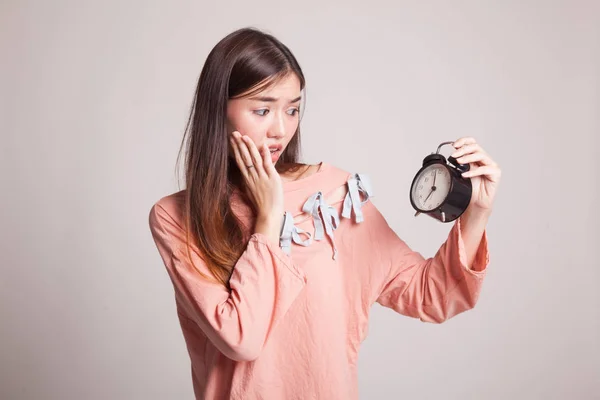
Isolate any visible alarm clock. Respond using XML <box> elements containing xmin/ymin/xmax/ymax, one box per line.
<box><xmin>409</xmin><ymin>141</ymin><xmax>472</xmax><ymax>223</ymax></box>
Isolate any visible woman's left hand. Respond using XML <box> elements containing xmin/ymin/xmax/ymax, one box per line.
<box><xmin>451</xmin><ymin>137</ymin><xmax>501</xmax><ymax>213</ymax></box>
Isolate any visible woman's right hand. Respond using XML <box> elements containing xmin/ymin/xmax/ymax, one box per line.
<box><xmin>230</xmin><ymin>131</ymin><xmax>284</xmax><ymax>244</ymax></box>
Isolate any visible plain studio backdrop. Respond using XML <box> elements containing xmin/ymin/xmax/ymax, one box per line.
<box><xmin>1</xmin><ymin>1</ymin><xmax>598</xmax><ymax>399</ymax></box>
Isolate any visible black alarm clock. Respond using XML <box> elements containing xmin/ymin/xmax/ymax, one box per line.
<box><xmin>409</xmin><ymin>141</ymin><xmax>472</xmax><ymax>223</ymax></box>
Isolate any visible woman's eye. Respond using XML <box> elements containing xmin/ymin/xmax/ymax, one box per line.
<box><xmin>254</xmin><ymin>108</ymin><xmax>299</xmax><ymax>116</ymax></box>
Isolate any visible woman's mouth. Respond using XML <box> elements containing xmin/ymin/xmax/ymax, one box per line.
<box><xmin>268</xmin><ymin>145</ymin><xmax>282</xmax><ymax>151</ymax></box>
<box><xmin>270</xmin><ymin>149</ymin><xmax>280</xmax><ymax>161</ymax></box>
<box><xmin>268</xmin><ymin>145</ymin><xmax>283</xmax><ymax>161</ymax></box>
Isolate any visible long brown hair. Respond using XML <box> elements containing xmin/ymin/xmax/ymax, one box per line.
<box><xmin>175</xmin><ymin>27</ymin><xmax>307</xmax><ymax>288</ymax></box>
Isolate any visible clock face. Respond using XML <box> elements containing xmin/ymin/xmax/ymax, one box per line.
<box><xmin>411</xmin><ymin>163</ymin><xmax>452</xmax><ymax>212</ymax></box>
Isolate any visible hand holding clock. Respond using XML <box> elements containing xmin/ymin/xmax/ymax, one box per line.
<box><xmin>451</xmin><ymin>137</ymin><xmax>502</xmax><ymax>213</ymax></box>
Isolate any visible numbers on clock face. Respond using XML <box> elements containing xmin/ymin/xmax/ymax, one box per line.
<box><xmin>411</xmin><ymin>164</ymin><xmax>451</xmax><ymax>211</ymax></box>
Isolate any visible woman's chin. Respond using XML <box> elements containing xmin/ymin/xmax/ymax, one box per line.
<box><xmin>271</xmin><ymin>151</ymin><xmax>281</xmax><ymax>163</ymax></box>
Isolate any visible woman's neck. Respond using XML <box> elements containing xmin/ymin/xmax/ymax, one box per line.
<box><xmin>279</xmin><ymin>163</ymin><xmax>318</xmax><ymax>183</ymax></box>
<box><xmin>227</xmin><ymin>160</ymin><xmax>319</xmax><ymax>187</ymax></box>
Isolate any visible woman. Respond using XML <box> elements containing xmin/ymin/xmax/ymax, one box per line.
<box><xmin>149</xmin><ymin>27</ymin><xmax>501</xmax><ymax>400</ymax></box>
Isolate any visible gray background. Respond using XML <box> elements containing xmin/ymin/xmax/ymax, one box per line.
<box><xmin>1</xmin><ymin>0</ymin><xmax>598</xmax><ymax>399</ymax></box>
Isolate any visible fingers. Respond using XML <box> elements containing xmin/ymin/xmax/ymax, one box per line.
<box><xmin>455</xmin><ymin>151</ymin><xmax>495</xmax><ymax>167</ymax></box>
<box><xmin>451</xmin><ymin>139</ymin><xmax>498</xmax><ymax>167</ymax></box>
<box><xmin>461</xmin><ymin>165</ymin><xmax>501</xmax><ymax>182</ymax></box>
<box><xmin>261</xmin><ymin>143</ymin><xmax>277</xmax><ymax>176</ymax></box>
<box><xmin>230</xmin><ymin>131</ymin><xmax>269</xmax><ymax>179</ymax></box>
<box><xmin>232</xmin><ymin>132</ymin><xmax>254</xmax><ymax>168</ymax></box>
<box><xmin>452</xmin><ymin>136</ymin><xmax>476</xmax><ymax>149</ymax></box>
<box><xmin>230</xmin><ymin>135</ymin><xmax>249</xmax><ymax>179</ymax></box>
<box><xmin>450</xmin><ymin>137</ymin><xmax>501</xmax><ymax>182</ymax></box>
<box><xmin>451</xmin><ymin>143</ymin><xmax>480</xmax><ymax>158</ymax></box>
<box><xmin>241</xmin><ymin>135</ymin><xmax>265</xmax><ymax>172</ymax></box>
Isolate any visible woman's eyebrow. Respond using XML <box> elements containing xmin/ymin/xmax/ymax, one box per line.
<box><xmin>248</xmin><ymin>95</ymin><xmax>302</xmax><ymax>103</ymax></box>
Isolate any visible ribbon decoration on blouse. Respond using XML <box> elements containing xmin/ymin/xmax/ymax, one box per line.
<box><xmin>302</xmin><ymin>191</ymin><xmax>340</xmax><ymax>260</ymax></box>
<box><xmin>342</xmin><ymin>173</ymin><xmax>373</xmax><ymax>223</ymax></box>
<box><xmin>279</xmin><ymin>211</ymin><xmax>313</xmax><ymax>255</ymax></box>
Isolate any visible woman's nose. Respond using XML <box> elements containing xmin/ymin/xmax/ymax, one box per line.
<box><xmin>267</xmin><ymin>114</ymin><xmax>286</xmax><ymax>138</ymax></box>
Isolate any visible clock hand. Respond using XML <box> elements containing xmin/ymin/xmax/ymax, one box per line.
<box><xmin>423</xmin><ymin>188</ymin><xmax>434</xmax><ymax>204</ymax></box>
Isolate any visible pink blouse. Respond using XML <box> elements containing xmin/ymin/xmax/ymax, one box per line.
<box><xmin>148</xmin><ymin>162</ymin><xmax>489</xmax><ymax>399</ymax></box>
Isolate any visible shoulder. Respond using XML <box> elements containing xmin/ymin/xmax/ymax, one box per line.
<box><xmin>148</xmin><ymin>190</ymin><xmax>187</xmax><ymax>234</ymax></box>
<box><xmin>321</xmin><ymin>161</ymin><xmax>352</xmax><ymax>177</ymax></box>
<box><xmin>319</xmin><ymin>161</ymin><xmax>356</xmax><ymax>188</ymax></box>
<box><xmin>319</xmin><ymin>162</ymin><xmax>373</xmax><ymax>203</ymax></box>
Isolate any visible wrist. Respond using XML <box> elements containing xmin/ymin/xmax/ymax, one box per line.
<box><xmin>257</xmin><ymin>211</ymin><xmax>284</xmax><ymax>225</ymax></box>
<box><xmin>256</xmin><ymin>212</ymin><xmax>284</xmax><ymax>241</ymax></box>
<box><xmin>462</xmin><ymin>206</ymin><xmax>492</xmax><ymax>221</ymax></box>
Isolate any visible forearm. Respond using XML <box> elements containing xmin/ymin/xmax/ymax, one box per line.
<box><xmin>458</xmin><ymin>207</ymin><xmax>491</xmax><ymax>270</ymax></box>
<box><xmin>255</xmin><ymin>213</ymin><xmax>284</xmax><ymax>247</ymax></box>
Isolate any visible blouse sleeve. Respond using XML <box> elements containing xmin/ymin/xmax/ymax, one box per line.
<box><xmin>363</xmin><ymin>201</ymin><xmax>490</xmax><ymax>323</ymax></box>
<box><xmin>148</xmin><ymin>203</ymin><xmax>307</xmax><ymax>361</ymax></box>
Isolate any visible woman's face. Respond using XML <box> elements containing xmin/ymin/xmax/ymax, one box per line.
<box><xmin>226</xmin><ymin>73</ymin><xmax>301</xmax><ymax>164</ymax></box>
